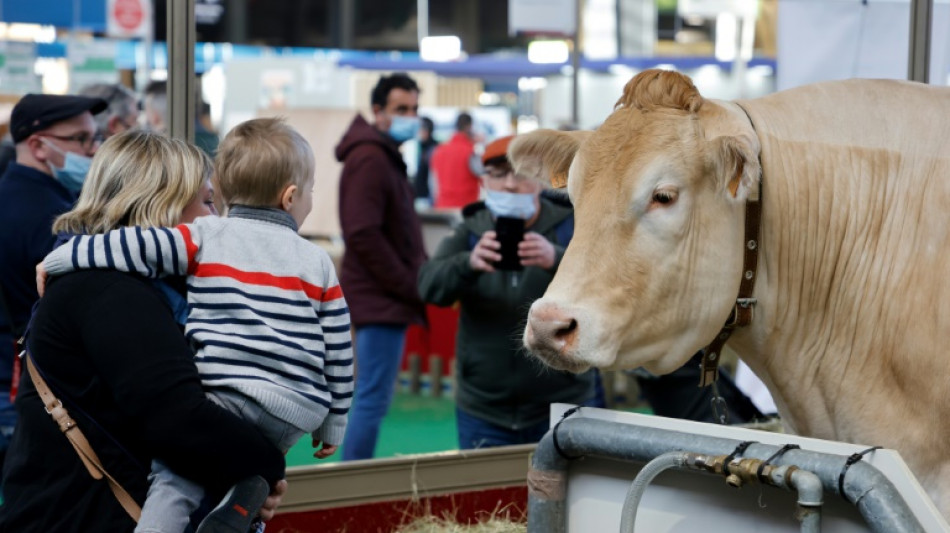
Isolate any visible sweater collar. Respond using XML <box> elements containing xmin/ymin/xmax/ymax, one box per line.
<box><xmin>227</xmin><ymin>205</ymin><xmax>298</xmax><ymax>231</ymax></box>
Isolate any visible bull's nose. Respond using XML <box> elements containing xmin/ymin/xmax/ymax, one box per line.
<box><xmin>525</xmin><ymin>301</ymin><xmax>579</xmax><ymax>354</ymax></box>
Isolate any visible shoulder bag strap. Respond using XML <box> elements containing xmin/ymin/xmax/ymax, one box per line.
<box><xmin>26</xmin><ymin>355</ymin><xmax>142</xmax><ymax>522</ymax></box>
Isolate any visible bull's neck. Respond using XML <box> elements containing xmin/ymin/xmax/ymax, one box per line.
<box><xmin>726</xmin><ymin>129</ymin><xmax>927</xmax><ymax>439</ymax></box>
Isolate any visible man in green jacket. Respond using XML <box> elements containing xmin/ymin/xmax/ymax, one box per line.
<box><xmin>418</xmin><ymin>135</ymin><xmax>598</xmax><ymax>449</ymax></box>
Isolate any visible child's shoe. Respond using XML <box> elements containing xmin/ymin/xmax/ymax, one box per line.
<box><xmin>195</xmin><ymin>476</ymin><xmax>270</xmax><ymax>533</ymax></box>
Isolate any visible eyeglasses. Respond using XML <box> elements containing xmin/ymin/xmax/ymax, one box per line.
<box><xmin>41</xmin><ymin>132</ymin><xmax>104</xmax><ymax>151</ymax></box>
<box><xmin>485</xmin><ymin>168</ymin><xmax>528</xmax><ymax>182</ymax></box>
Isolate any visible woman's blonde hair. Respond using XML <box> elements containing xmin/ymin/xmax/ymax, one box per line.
<box><xmin>53</xmin><ymin>130</ymin><xmax>212</xmax><ymax>235</ymax></box>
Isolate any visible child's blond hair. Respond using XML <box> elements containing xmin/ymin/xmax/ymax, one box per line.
<box><xmin>215</xmin><ymin>117</ymin><xmax>315</xmax><ymax>207</ymax></box>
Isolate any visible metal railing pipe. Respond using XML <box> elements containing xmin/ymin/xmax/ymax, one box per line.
<box><xmin>527</xmin><ymin>416</ymin><xmax>923</xmax><ymax>533</ymax></box>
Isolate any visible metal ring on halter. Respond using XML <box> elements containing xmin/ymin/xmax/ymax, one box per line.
<box><xmin>710</xmin><ymin>380</ymin><xmax>729</xmax><ymax>425</ymax></box>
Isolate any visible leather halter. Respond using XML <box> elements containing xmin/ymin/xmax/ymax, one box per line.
<box><xmin>698</xmin><ymin>103</ymin><xmax>761</xmax><ymax>387</ymax></box>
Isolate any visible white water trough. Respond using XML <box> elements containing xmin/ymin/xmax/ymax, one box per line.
<box><xmin>531</xmin><ymin>404</ymin><xmax>949</xmax><ymax>532</ymax></box>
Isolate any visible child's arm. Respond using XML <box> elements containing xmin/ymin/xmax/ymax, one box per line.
<box><xmin>42</xmin><ymin>225</ymin><xmax>200</xmax><ymax>280</ymax></box>
<box><xmin>310</xmin><ymin>266</ymin><xmax>354</xmax><ymax>449</ymax></box>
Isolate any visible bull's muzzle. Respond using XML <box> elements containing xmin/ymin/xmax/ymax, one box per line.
<box><xmin>524</xmin><ymin>300</ymin><xmax>579</xmax><ymax>362</ymax></box>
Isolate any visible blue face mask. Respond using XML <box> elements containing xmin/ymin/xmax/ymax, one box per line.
<box><xmin>388</xmin><ymin>115</ymin><xmax>420</xmax><ymax>143</ymax></box>
<box><xmin>485</xmin><ymin>189</ymin><xmax>537</xmax><ymax>220</ymax></box>
<box><xmin>43</xmin><ymin>140</ymin><xmax>92</xmax><ymax>194</ymax></box>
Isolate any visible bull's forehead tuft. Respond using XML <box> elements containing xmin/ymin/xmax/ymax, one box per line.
<box><xmin>617</xmin><ymin>69</ymin><xmax>704</xmax><ymax>113</ymax></box>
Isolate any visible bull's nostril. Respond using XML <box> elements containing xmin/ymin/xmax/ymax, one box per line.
<box><xmin>526</xmin><ymin>303</ymin><xmax>579</xmax><ymax>354</ymax></box>
<box><xmin>556</xmin><ymin>319</ymin><xmax>578</xmax><ymax>338</ymax></box>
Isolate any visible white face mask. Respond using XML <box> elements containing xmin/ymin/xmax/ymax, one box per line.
<box><xmin>484</xmin><ymin>190</ymin><xmax>537</xmax><ymax>220</ymax></box>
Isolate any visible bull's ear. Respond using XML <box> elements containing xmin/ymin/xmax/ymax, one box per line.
<box><xmin>709</xmin><ymin>135</ymin><xmax>761</xmax><ymax>201</ymax></box>
<box><xmin>509</xmin><ymin>130</ymin><xmax>593</xmax><ymax>189</ymax></box>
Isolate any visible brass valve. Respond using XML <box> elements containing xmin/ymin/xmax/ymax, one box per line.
<box><xmin>684</xmin><ymin>451</ymin><xmax>802</xmax><ymax>492</ymax></box>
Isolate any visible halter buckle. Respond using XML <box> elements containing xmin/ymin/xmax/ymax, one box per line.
<box><xmin>725</xmin><ymin>298</ymin><xmax>757</xmax><ymax>328</ymax></box>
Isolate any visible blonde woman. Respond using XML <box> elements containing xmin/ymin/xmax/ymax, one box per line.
<box><xmin>0</xmin><ymin>131</ymin><xmax>286</xmax><ymax>533</ymax></box>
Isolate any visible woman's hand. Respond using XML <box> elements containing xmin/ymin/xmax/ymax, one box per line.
<box><xmin>36</xmin><ymin>263</ymin><xmax>49</xmax><ymax>297</ymax></box>
<box><xmin>259</xmin><ymin>479</ymin><xmax>288</xmax><ymax>522</ymax></box>
<box><xmin>469</xmin><ymin>230</ymin><xmax>501</xmax><ymax>273</ymax></box>
<box><xmin>518</xmin><ymin>232</ymin><xmax>556</xmax><ymax>270</ymax></box>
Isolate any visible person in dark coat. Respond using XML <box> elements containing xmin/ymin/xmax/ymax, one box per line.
<box><xmin>418</xmin><ymin>135</ymin><xmax>598</xmax><ymax>448</ymax></box>
<box><xmin>335</xmin><ymin>73</ymin><xmax>428</xmax><ymax>460</ymax></box>
<box><xmin>412</xmin><ymin>116</ymin><xmax>438</xmax><ymax>206</ymax></box>
<box><xmin>0</xmin><ymin>93</ymin><xmax>106</xmax><ymax>472</ymax></box>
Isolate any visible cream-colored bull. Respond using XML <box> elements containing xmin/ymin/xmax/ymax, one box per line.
<box><xmin>517</xmin><ymin>69</ymin><xmax>950</xmax><ymax>517</ymax></box>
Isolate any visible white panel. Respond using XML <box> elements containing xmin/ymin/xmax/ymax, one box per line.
<box><xmin>509</xmin><ymin>0</ymin><xmax>577</xmax><ymax>36</ymax></box>
<box><xmin>778</xmin><ymin>0</ymin><xmax>950</xmax><ymax>90</ymax></box>
<box><xmin>550</xmin><ymin>404</ymin><xmax>949</xmax><ymax>532</ymax></box>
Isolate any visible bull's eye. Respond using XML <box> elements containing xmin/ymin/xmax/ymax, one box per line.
<box><xmin>651</xmin><ymin>189</ymin><xmax>678</xmax><ymax>207</ymax></box>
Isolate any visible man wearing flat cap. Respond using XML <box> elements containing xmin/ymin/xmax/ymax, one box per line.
<box><xmin>0</xmin><ymin>93</ymin><xmax>106</xmax><ymax>468</ymax></box>
<box><xmin>418</xmin><ymin>135</ymin><xmax>602</xmax><ymax>450</ymax></box>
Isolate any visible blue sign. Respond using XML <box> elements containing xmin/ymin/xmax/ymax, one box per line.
<box><xmin>1</xmin><ymin>0</ymin><xmax>107</xmax><ymax>31</ymax></box>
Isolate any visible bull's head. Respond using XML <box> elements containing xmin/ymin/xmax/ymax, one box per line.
<box><xmin>517</xmin><ymin>69</ymin><xmax>761</xmax><ymax>375</ymax></box>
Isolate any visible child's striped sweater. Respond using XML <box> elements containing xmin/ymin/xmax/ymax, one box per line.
<box><xmin>43</xmin><ymin>206</ymin><xmax>353</xmax><ymax>446</ymax></box>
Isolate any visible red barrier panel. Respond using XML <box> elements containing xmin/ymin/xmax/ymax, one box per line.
<box><xmin>269</xmin><ymin>485</ymin><xmax>527</xmax><ymax>532</ymax></box>
<box><xmin>401</xmin><ymin>304</ymin><xmax>460</xmax><ymax>376</ymax></box>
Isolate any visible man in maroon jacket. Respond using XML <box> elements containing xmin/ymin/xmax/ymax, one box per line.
<box><xmin>335</xmin><ymin>72</ymin><xmax>427</xmax><ymax>460</ymax></box>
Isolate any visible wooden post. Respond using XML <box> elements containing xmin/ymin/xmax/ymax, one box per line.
<box><xmin>429</xmin><ymin>355</ymin><xmax>443</xmax><ymax>398</ymax></box>
<box><xmin>408</xmin><ymin>353</ymin><xmax>422</xmax><ymax>395</ymax></box>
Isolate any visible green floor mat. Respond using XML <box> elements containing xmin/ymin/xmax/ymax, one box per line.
<box><xmin>286</xmin><ymin>392</ymin><xmax>458</xmax><ymax>467</ymax></box>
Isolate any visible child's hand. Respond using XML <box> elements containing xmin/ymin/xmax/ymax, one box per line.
<box><xmin>312</xmin><ymin>439</ymin><xmax>338</xmax><ymax>459</ymax></box>
<box><xmin>36</xmin><ymin>263</ymin><xmax>49</xmax><ymax>297</ymax></box>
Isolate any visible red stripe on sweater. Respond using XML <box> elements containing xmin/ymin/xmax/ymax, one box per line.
<box><xmin>322</xmin><ymin>284</ymin><xmax>344</xmax><ymax>302</ymax></box>
<box><xmin>177</xmin><ymin>224</ymin><xmax>200</xmax><ymax>274</ymax></box>
<box><xmin>194</xmin><ymin>262</ymin><xmax>343</xmax><ymax>302</ymax></box>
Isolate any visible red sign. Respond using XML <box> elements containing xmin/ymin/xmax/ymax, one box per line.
<box><xmin>113</xmin><ymin>0</ymin><xmax>144</xmax><ymax>31</ymax></box>
<box><xmin>108</xmin><ymin>0</ymin><xmax>150</xmax><ymax>38</ymax></box>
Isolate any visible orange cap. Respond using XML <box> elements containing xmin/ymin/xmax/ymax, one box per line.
<box><xmin>481</xmin><ymin>135</ymin><xmax>514</xmax><ymax>165</ymax></box>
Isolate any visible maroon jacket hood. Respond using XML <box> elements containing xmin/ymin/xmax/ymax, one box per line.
<box><xmin>334</xmin><ymin>114</ymin><xmax>405</xmax><ymax>170</ymax></box>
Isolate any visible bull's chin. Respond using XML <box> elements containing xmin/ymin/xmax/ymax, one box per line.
<box><xmin>614</xmin><ymin>345</ymin><xmax>696</xmax><ymax>375</ymax></box>
<box><xmin>526</xmin><ymin>347</ymin><xmax>592</xmax><ymax>374</ymax></box>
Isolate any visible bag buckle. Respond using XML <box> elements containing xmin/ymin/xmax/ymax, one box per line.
<box><xmin>45</xmin><ymin>399</ymin><xmax>63</xmax><ymax>415</ymax></box>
